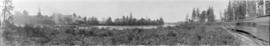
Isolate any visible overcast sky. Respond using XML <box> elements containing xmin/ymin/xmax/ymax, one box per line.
<box><xmin>11</xmin><ymin>0</ymin><xmax>229</xmax><ymax>22</ymax></box>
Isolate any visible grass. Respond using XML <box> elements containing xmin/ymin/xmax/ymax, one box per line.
<box><xmin>1</xmin><ymin>23</ymin><xmax>241</xmax><ymax>46</ymax></box>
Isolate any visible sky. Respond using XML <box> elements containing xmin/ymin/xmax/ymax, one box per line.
<box><xmin>10</xmin><ymin>0</ymin><xmax>229</xmax><ymax>23</ymax></box>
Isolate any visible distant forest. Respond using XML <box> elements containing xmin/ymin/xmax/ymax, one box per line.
<box><xmin>13</xmin><ymin>11</ymin><xmax>164</xmax><ymax>26</ymax></box>
<box><xmin>72</xmin><ymin>15</ymin><xmax>165</xmax><ymax>26</ymax></box>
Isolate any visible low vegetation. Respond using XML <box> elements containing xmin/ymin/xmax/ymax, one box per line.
<box><xmin>2</xmin><ymin>23</ymin><xmax>240</xmax><ymax>46</ymax></box>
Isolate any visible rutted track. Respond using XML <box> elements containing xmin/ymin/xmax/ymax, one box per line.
<box><xmin>222</xmin><ymin>25</ymin><xmax>269</xmax><ymax>46</ymax></box>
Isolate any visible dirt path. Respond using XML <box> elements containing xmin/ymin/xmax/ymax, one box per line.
<box><xmin>222</xmin><ymin>25</ymin><xmax>269</xmax><ymax>46</ymax></box>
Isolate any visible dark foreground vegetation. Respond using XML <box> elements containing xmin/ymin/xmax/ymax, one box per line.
<box><xmin>2</xmin><ymin>23</ymin><xmax>240</xmax><ymax>46</ymax></box>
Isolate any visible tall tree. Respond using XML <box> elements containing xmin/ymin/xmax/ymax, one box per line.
<box><xmin>207</xmin><ymin>7</ymin><xmax>215</xmax><ymax>22</ymax></box>
<box><xmin>114</xmin><ymin>18</ymin><xmax>121</xmax><ymax>25</ymax></box>
<box><xmin>22</xmin><ymin>10</ymin><xmax>29</xmax><ymax>16</ymax></box>
<box><xmin>196</xmin><ymin>8</ymin><xmax>201</xmax><ymax>21</ymax></box>
<box><xmin>191</xmin><ymin>8</ymin><xmax>197</xmax><ymax>21</ymax></box>
<box><xmin>234</xmin><ymin>1</ymin><xmax>246</xmax><ymax>20</ymax></box>
<box><xmin>223</xmin><ymin>0</ymin><xmax>245</xmax><ymax>22</ymax></box>
<box><xmin>1</xmin><ymin>0</ymin><xmax>14</xmax><ymax>28</ymax></box>
<box><xmin>158</xmin><ymin>18</ymin><xmax>165</xmax><ymax>24</ymax></box>
<box><xmin>87</xmin><ymin>17</ymin><xmax>99</xmax><ymax>25</ymax></box>
<box><xmin>138</xmin><ymin>18</ymin><xmax>146</xmax><ymax>25</ymax></box>
<box><xmin>199</xmin><ymin>11</ymin><xmax>207</xmax><ymax>22</ymax></box>
<box><xmin>106</xmin><ymin>17</ymin><xmax>113</xmax><ymax>25</ymax></box>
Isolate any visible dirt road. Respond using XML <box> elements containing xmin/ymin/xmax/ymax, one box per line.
<box><xmin>222</xmin><ymin>25</ymin><xmax>269</xmax><ymax>46</ymax></box>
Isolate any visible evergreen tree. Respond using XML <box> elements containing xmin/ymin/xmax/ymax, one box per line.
<box><xmin>114</xmin><ymin>18</ymin><xmax>121</xmax><ymax>25</ymax></box>
<box><xmin>22</xmin><ymin>10</ymin><xmax>29</xmax><ymax>16</ymax></box>
<box><xmin>191</xmin><ymin>8</ymin><xmax>197</xmax><ymax>21</ymax></box>
<box><xmin>87</xmin><ymin>17</ymin><xmax>99</xmax><ymax>25</ymax></box>
<box><xmin>159</xmin><ymin>18</ymin><xmax>164</xmax><ymax>24</ymax></box>
<box><xmin>223</xmin><ymin>1</ymin><xmax>248</xmax><ymax>22</ymax></box>
<box><xmin>199</xmin><ymin>11</ymin><xmax>207</xmax><ymax>22</ymax></box>
<box><xmin>106</xmin><ymin>17</ymin><xmax>113</xmax><ymax>25</ymax></box>
<box><xmin>138</xmin><ymin>18</ymin><xmax>146</xmax><ymax>25</ymax></box>
<box><xmin>234</xmin><ymin>1</ymin><xmax>246</xmax><ymax>20</ymax></box>
<box><xmin>226</xmin><ymin>1</ymin><xmax>234</xmax><ymax>22</ymax></box>
<box><xmin>1</xmin><ymin>0</ymin><xmax>14</xmax><ymax>27</ymax></box>
<box><xmin>207</xmin><ymin>7</ymin><xmax>215</xmax><ymax>22</ymax></box>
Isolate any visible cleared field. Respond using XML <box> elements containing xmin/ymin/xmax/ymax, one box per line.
<box><xmin>1</xmin><ymin>23</ymin><xmax>240</xmax><ymax>46</ymax></box>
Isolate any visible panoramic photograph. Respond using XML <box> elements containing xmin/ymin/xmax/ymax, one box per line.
<box><xmin>0</xmin><ymin>0</ymin><xmax>269</xmax><ymax>46</ymax></box>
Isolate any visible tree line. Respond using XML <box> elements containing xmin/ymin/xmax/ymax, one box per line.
<box><xmin>13</xmin><ymin>11</ymin><xmax>165</xmax><ymax>26</ymax></box>
<box><xmin>186</xmin><ymin>7</ymin><xmax>215</xmax><ymax>23</ymax></box>
<box><xmin>107</xmin><ymin>16</ymin><xmax>164</xmax><ymax>25</ymax></box>
<box><xmin>72</xmin><ymin>15</ymin><xmax>165</xmax><ymax>25</ymax></box>
<box><xmin>221</xmin><ymin>0</ymin><xmax>270</xmax><ymax>22</ymax></box>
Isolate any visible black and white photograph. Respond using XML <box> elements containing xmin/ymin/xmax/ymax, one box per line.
<box><xmin>0</xmin><ymin>0</ymin><xmax>269</xmax><ymax>46</ymax></box>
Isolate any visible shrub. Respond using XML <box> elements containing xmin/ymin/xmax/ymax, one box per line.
<box><xmin>2</xmin><ymin>23</ymin><xmax>240</xmax><ymax>46</ymax></box>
